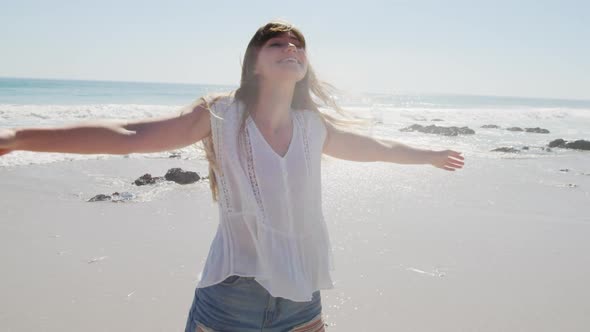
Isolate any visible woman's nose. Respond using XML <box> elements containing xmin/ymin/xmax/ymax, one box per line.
<box><xmin>286</xmin><ymin>43</ymin><xmax>298</xmax><ymax>52</ymax></box>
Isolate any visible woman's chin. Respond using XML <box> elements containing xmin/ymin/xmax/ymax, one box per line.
<box><xmin>275</xmin><ymin>69</ymin><xmax>307</xmax><ymax>82</ymax></box>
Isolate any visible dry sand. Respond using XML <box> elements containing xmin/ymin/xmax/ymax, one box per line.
<box><xmin>1</xmin><ymin>152</ymin><xmax>589</xmax><ymax>331</ymax></box>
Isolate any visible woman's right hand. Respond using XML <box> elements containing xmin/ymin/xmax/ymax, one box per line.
<box><xmin>0</xmin><ymin>128</ymin><xmax>16</xmax><ymax>156</ymax></box>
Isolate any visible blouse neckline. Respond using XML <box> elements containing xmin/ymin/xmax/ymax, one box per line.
<box><xmin>246</xmin><ymin>112</ymin><xmax>298</xmax><ymax>160</ymax></box>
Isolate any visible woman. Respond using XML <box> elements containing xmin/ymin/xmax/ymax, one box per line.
<box><xmin>0</xmin><ymin>20</ymin><xmax>464</xmax><ymax>332</ymax></box>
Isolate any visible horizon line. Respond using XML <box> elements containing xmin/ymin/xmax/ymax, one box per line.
<box><xmin>2</xmin><ymin>75</ymin><xmax>589</xmax><ymax>103</ymax></box>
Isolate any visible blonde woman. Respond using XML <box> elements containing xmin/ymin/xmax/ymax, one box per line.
<box><xmin>0</xmin><ymin>21</ymin><xmax>464</xmax><ymax>332</ymax></box>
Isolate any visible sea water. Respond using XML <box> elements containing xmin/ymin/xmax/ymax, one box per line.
<box><xmin>1</xmin><ymin>76</ymin><xmax>589</xmax><ymax>167</ymax></box>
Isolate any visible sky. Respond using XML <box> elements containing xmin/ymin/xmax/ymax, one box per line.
<box><xmin>1</xmin><ymin>0</ymin><xmax>589</xmax><ymax>100</ymax></box>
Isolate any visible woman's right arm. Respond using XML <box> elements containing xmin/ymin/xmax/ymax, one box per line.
<box><xmin>0</xmin><ymin>99</ymin><xmax>211</xmax><ymax>156</ymax></box>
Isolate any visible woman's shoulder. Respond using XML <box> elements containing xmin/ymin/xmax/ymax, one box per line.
<box><xmin>203</xmin><ymin>92</ymin><xmax>236</xmax><ymax>109</ymax></box>
<box><xmin>298</xmin><ymin>109</ymin><xmax>327</xmax><ymax>128</ymax></box>
<box><xmin>202</xmin><ymin>92</ymin><xmax>241</xmax><ymax>119</ymax></box>
<box><xmin>296</xmin><ymin>110</ymin><xmax>328</xmax><ymax>143</ymax></box>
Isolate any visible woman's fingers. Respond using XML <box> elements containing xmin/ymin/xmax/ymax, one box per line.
<box><xmin>1</xmin><ymin>129</ymin><xmax>17</xmax><ymax>152</ymax></box>
<box><xmin>447</xmin><ymin>152</ymin><xmax>464</xmax><ymax>166</ymax></box>
<box><xmin>448</xmin><ymin>154</ymin><xmax>464</xmax><ymax>165</ymax></box>
<box><xmin>431</xmin><ymin>150</ymin><xmax>465</xmax><ymax>171</ymax></box>
<box><xmin>0</xmin><ymin>148</ymin><xmax>13</xmax><ymax>157</ymax></box>
<box><xmin>444</xmin><ymin>161</ymin><xmax>462</xmax><ymax>167</ymax></box>
<box><xmin>447</xmin><ymin>159</ymin><xmax>464</xmax><ymax>166</ymax></box>
<box><xmin>450</xmin><ymin>150</ymin><xmax>464</xmax><ymax>158</ymax></box>
<box><xmin>448</xmin><ymin>151</ymin><xmax>464</xmax><ymax>160</ymax></box>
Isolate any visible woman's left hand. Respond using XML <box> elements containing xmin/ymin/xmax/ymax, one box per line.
<box><xmin>0</xmin><ymin>128</ymin><xmax>16</xmax><ymax>157</ymax></box>
<box><xmin>429</xmin><ymin>150</ymin><xmax>464</xmax><ymax>171</ymax></box>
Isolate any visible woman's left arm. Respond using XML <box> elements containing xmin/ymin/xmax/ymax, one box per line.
<box><xmin>323</xmin><ymin>121</ymin><xmax>465</xmax><ymax>171</ymax></box>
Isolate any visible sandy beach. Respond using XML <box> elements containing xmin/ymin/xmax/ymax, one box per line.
<box><xmin>1</xmin><ymin>149</ymin><xmax>589</xmax><ymax>331</ymax></box>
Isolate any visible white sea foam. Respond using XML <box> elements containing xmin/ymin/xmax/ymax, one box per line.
<box><xmin>1</xmin><ymin>103</ymin><xmax>589</xmax><ymax>167</ymax></box>
<box><xmin>0</xmin><ymin>103</ymin><xmax>182</xmax><ymax>127</ymax></box>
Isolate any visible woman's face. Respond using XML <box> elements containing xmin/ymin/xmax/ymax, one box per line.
<box><xmin>254</xmin><ymin>32</ymin><xmax>308</xmax><ymax>83</ymax></box>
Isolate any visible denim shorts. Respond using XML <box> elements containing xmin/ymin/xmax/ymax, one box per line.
<box><xmin>184</xmin><ymin>275</ymin><xmax>324</xmax><ymax>332</ymax></box>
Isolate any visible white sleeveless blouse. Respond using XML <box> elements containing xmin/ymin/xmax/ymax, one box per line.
<box><xmin>196</xmin><ymin>96</ymin><xmax>335</xmax><ymax>301</ymax></box>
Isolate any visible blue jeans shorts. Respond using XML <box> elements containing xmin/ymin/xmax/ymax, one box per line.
<box><xmin>184</xmin><ymin>275</ymin><xmax>325</xmax><ymax>332</ymax></box>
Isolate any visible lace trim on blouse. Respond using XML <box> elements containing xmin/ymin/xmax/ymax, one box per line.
<box><xmin>243</xmin><ymin>125</ymin><xmax>267</xmax><ymax>221</ymax></box>
<box><xmin>293</xmin><ymin>111</ymin><xmax>311</xmax><ymax>176</ymax></box>
<box><xmin>211</xmin><ymin>102</ymin><xmax>233</xmax><ymax>213</ymax></box>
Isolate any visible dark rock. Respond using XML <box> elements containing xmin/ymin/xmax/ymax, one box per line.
<box><xmin>560</xmin><ymin>183</ymin><xmax>578</xmax><ymax>188</ymax></box>
<box><xmin>88</xmin><ymin>194</ymin><xmax>111</xmax><ymax>202</ymax></box>
<box><xmin>506</xmin><ymin>127</ymin><xmax>524</xmax><ymax>132</ymax></box>
<box><xmin>548</xmin><ymin>139</ymin><xmax>590</xmax><ymax>151</ymax></box>
<box><xmin>491</xmin><ymin>147</ymin><xmax>520</xmax><ymax>153</ymax></box>
<box><xmin>169</xmin><ymin>152</ymin><xmax>181</xmax><ymax>158</ymax></box>
<box><xmin>548</xmin><ymin>139</ymin><xmax>566</xmax><ymax>148</ymax></box>
<box><xmin>165</xmin><ymin>168</ymin><xmax>200</xmax><ymax>184</ymax></box>
<box><xmin>522</xmin><ymin>146</ymin><xmax>529</xmax><ymax>150</ymax></box>
<box><xmin>431</xmin><ymin>119</ymin><xmax>444</xmax><ymax>122</ymax></box>
<box><xmin>134</xmin><ymin>173</ymin><xmax>164</xmax><ymax>186</ymax></box>
<box><xmin>565</xmin><ymin>140</ymin><xmax>590</xmax><ymax>150</ymax></box>
<box><xmin>88</xmin><ymin>192</ymin><xmax>136</xmax><ymax>203</ymax></box>
<box><xmin>525</xmin><ymin>127</ymin><xmax>550</xmax><ymax>134</ymax></box>
<box><xmin>111</xmin><ymin>191</ymin><xmax>135</xmax><ymax>203</ymax></box>
<box><xmin>482</xmin><ymin>124</ymin><xmax>501</xmax><ymax>129</ymax></box>
<box><xmin>400</xmin><ymin>124</ymin><xmax>475</xmax><ymax>136</ymax></box>
<box><xmin>559</xmin><ymin>169</ymin><xmax>570</xmax><ymax>173</ymax></box>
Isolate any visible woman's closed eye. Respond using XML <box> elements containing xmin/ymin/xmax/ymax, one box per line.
<box><xmin>269</xmin><ymin>42</ymin><xmax>304</xmax><ymax>50</ymax></box>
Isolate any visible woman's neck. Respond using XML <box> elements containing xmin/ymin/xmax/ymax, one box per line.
<box><xmin>251</xmin><ymin>80</ymin><xmax>296</xmax><ymax>131</ymax></box>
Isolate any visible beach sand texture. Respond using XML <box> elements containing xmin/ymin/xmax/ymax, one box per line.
<box><xmin>1</xmin><ymin>150</ymin><xmax>589</xmax><ymax>331</ymax></box>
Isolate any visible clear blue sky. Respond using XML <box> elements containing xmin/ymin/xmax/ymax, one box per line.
<box><xmin>1</xmin><ymin>0</ymin><xmax>588</xmax><ymax>100</ymax></box>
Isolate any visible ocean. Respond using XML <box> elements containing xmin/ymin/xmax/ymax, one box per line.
<box><xmin>1</xmin><ymin>76</ymin><xmax>589</xmax><ymax>167</ymax></box>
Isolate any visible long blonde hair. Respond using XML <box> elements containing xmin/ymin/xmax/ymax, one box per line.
<box><xmin>199</xmin><ymin>20</ymin><xmax>360</xmax><ymax>202</ymax></box>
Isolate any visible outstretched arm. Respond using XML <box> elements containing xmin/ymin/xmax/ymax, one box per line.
<box><xmin>0</xmin><ymin>99</ymin><xmax>211</xmax><ymax>156</ymax></box>
<box><xmin>323</xmin><ymin>121</ymin><xmax>464</xmax><ymax>171</ymax></box>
